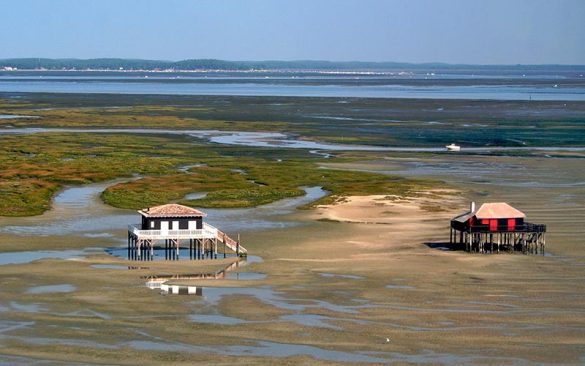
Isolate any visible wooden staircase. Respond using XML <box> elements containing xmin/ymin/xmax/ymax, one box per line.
<box><xmin>216</xmin><ymin>228</ymin><xmax>247</xmax><ymax>256</ymax></box>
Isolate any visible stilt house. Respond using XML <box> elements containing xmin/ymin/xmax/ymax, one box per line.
<box><xmin>127</xmin><ymin>203</ymin><xmax>246</xmax><ymax>261</ymax></box>
<box><xmin>450</xmin><ymin>202</ymin><xmax>546</xmax><ymax>254</ymax></box>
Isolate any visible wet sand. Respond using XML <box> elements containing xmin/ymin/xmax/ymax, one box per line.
<box><xmin>0</xmin><ymin>122</ymin><xmax>584</xmax><ymax>364</ymax></box>
<box><xmin>324</xmin><ymin>155</ymin><xmax>585</xmax><ymax>256</ymax></box>
<box><xmin>0</xmin><ymin>169</ymin><xmax>584</xmax><ymax>364</ymax></box>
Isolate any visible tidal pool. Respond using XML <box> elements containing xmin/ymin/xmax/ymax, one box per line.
<box><xmin>385</xmin><ymin>284</ymin><xmax>415</xmax><ymax>290</ymax></box>
<box><xmin>198</xmin><ymin>286</ymin><xmax>372</xmax><ymax>314</ymax></box>
<box><xmin>0</xmin><ymin>249</ymin><xmax>90</xmax><ymax>266</ymax></box>
<box><xmin>190</xmin><ymin>312</ymin><xmax>343</xmax><ymax>330</ymax></box>
<box><xmin>318</xmin><ymin>272</ymin><xmax>364</xmax><ymax>280</ymax></box>
<box><xmin>0</xmin><ymin>114</ymin><xmax>39</xmax><ymax>119</ymax></box>
<box><xmin>6</xmin><ymin>302</ymin><xmax>45</xmax><ymax>313</ymax></box>
<box><xmin>26</xmin><ymin>284</ymin><xmax>76</xmax><ymax>294</ymax></box>
<box><xmin>279</xmin><ymin>314</ymin><xmax>341</xmax><ymax>330</ymax></box>
<box><xmin>189</xmin><ymin>314</ymin><xmax>248</xmax><ymax>325</ymax></box>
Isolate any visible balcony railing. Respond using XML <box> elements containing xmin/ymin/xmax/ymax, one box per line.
<box><xmin>128</xmin><ymin>223</ymin><xmax>218</xmax><ymax>239</ymax></box>
<box><xmin>468</xmin><ymin>223</ymin><xmax>546</xmax><ymax>233</ymax></box>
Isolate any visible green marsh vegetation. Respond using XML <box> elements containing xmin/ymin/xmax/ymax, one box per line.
<box><xmin>0</xmin><ymin>129</ymin><xmax>438</xmax><ymax>216</ymax></box>
<box><xmin>2</xmin><ymin>92</ymin><xmax>582</xmax><ymax>216</ymax></box>
<box><xmin>0</xmin><ymin>133</ymin><xmax>185</xmax><ymax>215</ymax></box>
<box><xmin>103</xmin><ymin>156</ymin><xmax>438</xmax><ymax>210</ymax></box>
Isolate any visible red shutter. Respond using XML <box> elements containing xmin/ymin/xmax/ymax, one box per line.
<box><xmin>507</xmin><ymin>218</ymin><xmax>516</xmax><ymax>231</ymax></box>
<box><xmin>482</xmin><ymin>219</ymin><xmax>489</xmax><ymax>225</ymax></box>
<box><xmin>490</xmin><ymin>219</ymin><xmax>498</xmax><ymax>232</ymax></box>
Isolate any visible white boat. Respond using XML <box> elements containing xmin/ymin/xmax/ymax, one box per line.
<box><xmin>445</xmin><ymin>143</ymin><xmax>461</xmax><ymax>152</ymax></box>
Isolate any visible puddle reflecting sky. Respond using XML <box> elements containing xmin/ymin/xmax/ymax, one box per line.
<box><xmin>0</xmin><ymin>249</ymin><xmax>91</xmax><ymax>266</ymax></box>
<box><xmin>26</xmin><ymin>284</ymin><xmax>76</xmax><ymax>294</ymax></box>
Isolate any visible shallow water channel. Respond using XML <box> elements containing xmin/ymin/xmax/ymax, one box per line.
<box><xmin>1</xmin><ymin>127</ymin><xmax>584</xmax><ymax>154</ymax></box>
<box><xmin>0</xmin><ymin>177</ymin><xmax>326</xmax><ymax>265</ymax></box>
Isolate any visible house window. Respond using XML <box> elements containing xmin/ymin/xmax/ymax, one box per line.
<box><xmin>489</xmin><ymin>220</ymin><xmax>498</xmax><ymax>232</ymax></box>
<box><xmin>507</xmin><ymin>218</ymin><xmax>516</xmax><ymax>231</ymax></box>
<box><xmin>150</xmin><ymin>221</ymin><xmax>155</xmax><ymax>229</ymax></box>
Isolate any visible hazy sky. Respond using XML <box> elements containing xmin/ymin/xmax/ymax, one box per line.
<box><xmin>1</xmin><ymin>0</ymin><xmax>584</xmax><ymax>64</ymax></box>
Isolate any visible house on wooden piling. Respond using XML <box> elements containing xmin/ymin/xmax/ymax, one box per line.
<box><xmin>127</xmin><ymin>203</ymin><xmax>246</xmax><ymax>261</ymax></box>
<box><xmin>450</xmin><ymin>202</ymin><xmax>546</xmax><ymax>254</ymax></box>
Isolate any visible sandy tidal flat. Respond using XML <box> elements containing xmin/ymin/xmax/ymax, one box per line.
<box><xmin>0</xmin><ymin>185</ymin><xmax>584</xmax><ymax>365</ymax></box>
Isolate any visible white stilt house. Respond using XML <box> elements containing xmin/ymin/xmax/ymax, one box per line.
<box><xmin>127</xmin><ymin>203</ymin><xmax>246</xmax><ymax>260</ymax></box>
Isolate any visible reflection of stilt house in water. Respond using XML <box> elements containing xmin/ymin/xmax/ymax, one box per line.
<box><xmin>127</xmin><ymin>204</ymin><xmax>246</xmax><ymax>260</ymax></box>
<box><xmin>450</xmin><ymin>202</ymin><xmax>546</xmax><ymax>254</ymax></box>
<box><xmin>144</xmin><ymin>260</ymin><xmax>247</xmax><ymax>295</ymax></box>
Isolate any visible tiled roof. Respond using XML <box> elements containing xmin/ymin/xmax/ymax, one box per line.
<box><xmin>475</xmin><ymin>202</ymin><xmax>525</xmax><ymax>219</ymax></box>
<box><xmin>139</xmin><ymin>204</ymin><xmax>206</xmax><ymax>218</ymax></box>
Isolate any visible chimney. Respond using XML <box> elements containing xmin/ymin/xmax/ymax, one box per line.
<box><xmin>470</xmin><ymin>201</ymin><xmax>476</xmax><ymax>213</ymax></box>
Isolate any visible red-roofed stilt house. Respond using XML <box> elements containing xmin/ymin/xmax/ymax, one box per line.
<box><xmin>450</xmin><ymin>202</ymin><xmax>546</xmax><ymax>254</ymax></box>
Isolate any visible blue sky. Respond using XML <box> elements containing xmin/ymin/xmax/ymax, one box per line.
<box><xmin>1</xmin><ymin>0</ymin><xmax>584</xmax><ymax>64</ymax></box>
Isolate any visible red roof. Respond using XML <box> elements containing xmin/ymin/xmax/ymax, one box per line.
<box><xmin>474</xmin><ymin>203</ymin><xmax>525</xmax><ymax>219</ymax></box>
<box><xmin>139</xmin><ymin>204</ymin><xmax>206</xmax><ymax>218</ymax></box>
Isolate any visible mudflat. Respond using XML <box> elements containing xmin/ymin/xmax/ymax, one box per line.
<box><xmin>1</xmin><ymin>186</ymin><xmax>583</xmax><ymax>365</ymax></box>
<box><xmin>0</xmin><ymin>93</ymin><xmax>584</xmax><ymax>365</ymax></box>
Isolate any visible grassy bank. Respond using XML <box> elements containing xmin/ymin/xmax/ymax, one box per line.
<box><xmin>103</xmin><ymin>157</ymin><xmax>438</xmax><ymax>210</ymax></box>
<box><xmin>0</xmin><ymin>130</ymin><xmax>440</xmax><ymax>216</ymax></box>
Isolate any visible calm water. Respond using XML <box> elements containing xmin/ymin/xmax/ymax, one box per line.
<box><xmin>0</xmin><ymin>76</ymin><xmax>584</xmax><ymax>101</ymax></box>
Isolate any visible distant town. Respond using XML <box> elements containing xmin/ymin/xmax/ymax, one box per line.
<box><xmin>1</xmin><ymin>58</ymin><xmax>583</xmax><ymax>76</ymax></box>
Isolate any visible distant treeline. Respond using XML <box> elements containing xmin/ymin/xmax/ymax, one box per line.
<box><xmin>1</xmin><ymin>58</ymin><xmax>584</xmax><ymax>74</ymax></box>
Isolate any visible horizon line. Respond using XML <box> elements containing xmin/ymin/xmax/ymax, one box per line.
<box><xmin>1</xmin><ymin>57</ymin><xmax>584</xmax><ymax>68</ymax></box>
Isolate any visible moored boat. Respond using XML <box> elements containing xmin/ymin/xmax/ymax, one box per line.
<box><xmin>446</xmin><ymin>143</ymin><xmax>461</xmax><ymax>151</ymax></box>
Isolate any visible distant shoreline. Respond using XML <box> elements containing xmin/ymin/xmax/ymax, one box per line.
<box><xmin>1</xmin><ymin>58</ymin><xmax>584</xmax><ymax>75</ymax></box>
<box><xmin>0</xmin><ymin>68</ymin><xmax>412</xmax><ymax>76</ymax></box>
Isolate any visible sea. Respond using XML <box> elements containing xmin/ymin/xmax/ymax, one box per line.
<box><xmin>0</xmin><ymin>69</ymin><xmax>585</xmax><ymax>100</ymax></box>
